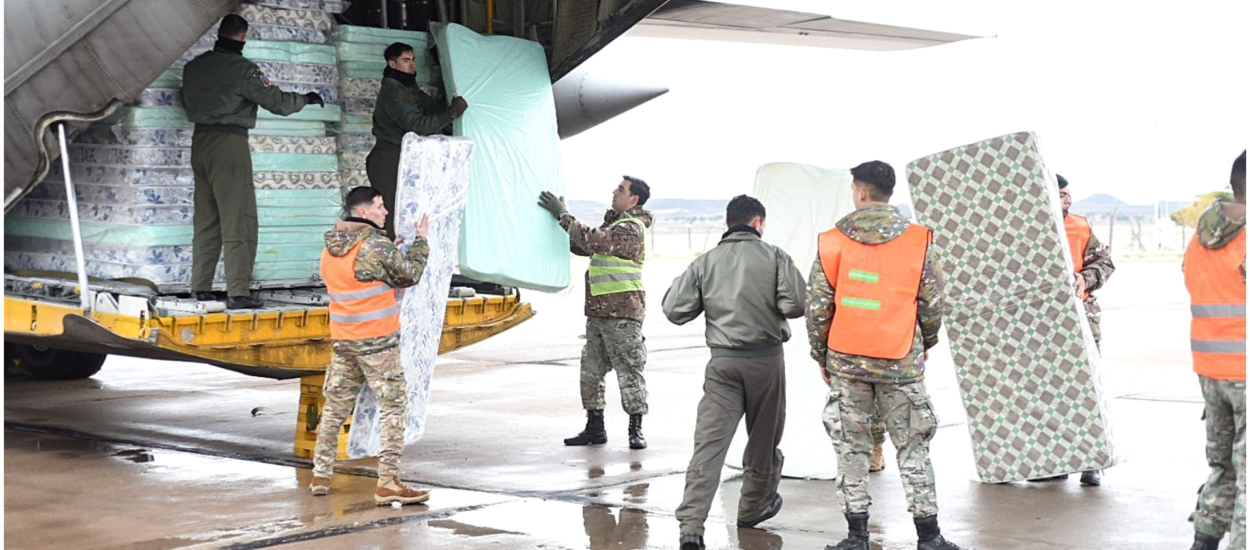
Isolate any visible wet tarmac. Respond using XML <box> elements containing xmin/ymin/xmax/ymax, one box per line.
<box><xmin>4</xmin><ymin>260</ymin><xmax>1226</xmax><ymax>549</ymax></box>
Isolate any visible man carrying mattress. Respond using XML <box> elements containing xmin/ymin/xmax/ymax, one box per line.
<box><xmin>1183</xmin><ymin>150</ymin><xmax>1246</xmax><ymax>550</ymax></box>
<box><xmin>182</xmin><ymin>13</ymin><xmax>324</xmax><ymax>309</ymax></box>
<box><xmin>309</xmin><ymin>186</ymin><xmax>432</xmax><ymax>505</ymax></box>
<box><xmin>367</xmin><ymin>42</ymin><xmax>468</xmax><ymax>237</ymax></box>
<box><xmin>1028</xmin><ymin>174</ymin><xmax>1116</xmax><ymax>486</ymax></box>
<box><xmin>538</xmin><ymin>177</ymin><xmax>654</xmax><ymax>450</ymax></box>
<box><xmin>808</xmin><ymin>161</ymin><xmax>969</xmax><ymax>550</ymax></box>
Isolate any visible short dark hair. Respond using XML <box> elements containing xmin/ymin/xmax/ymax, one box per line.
<box><xmin>344</xmin><ymin>186</ymin><xmax>382</xmax><ymax>215</ymax></box>
<box><xmin>1232</xmin><ymin>150</ymin><xmax>1246</xmax><ymax>199</ymax></box>
<box><xmin>623</xmin><ymin>175</ymin><xmax>650</xmax><ymax>206</ymax></box>
<box><xmin>1056</xmin><ymin>174</ymin><xmax>1069</xmax><ymax>189</ymax></box>
<box><xmin>726</xmin><ymin>195</ymin><xmax>766</xmax><ymax>226</ymax></box>
<box><xmin>384</xmin><ymin>42</ymin><xmax>415</xmax><ymax>62</ymax></box>
<box><xmin>218</xmin><ymin>14</ymin><xmax>249</xmax><ymax>39</ymax></box>
<box><xmin>850</xmin><ymin>160</ymin><xmax>895</xmax><ymax>201</ymax></box>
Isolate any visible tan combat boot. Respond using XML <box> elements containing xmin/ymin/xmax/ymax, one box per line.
<box><xmin>375</xmin><ymin>476</ymin><xmax>431</xmax><ymax>506</ymax></box>
<box><xmin>310</xmin><ymin>476</ymin><xmax>331</xmax><ymax>496</ymax></box>
<box><xmin>869</xmin><ymin>444</ymin><xmax>886</xmax><ymax>472</ymax></box>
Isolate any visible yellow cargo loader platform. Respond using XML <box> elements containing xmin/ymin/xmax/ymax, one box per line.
<box><xmin>4</xmin><ymin>274</ymin><xmax>533</xmax><ymax>459</ymax></box>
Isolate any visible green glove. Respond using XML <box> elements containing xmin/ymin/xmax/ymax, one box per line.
<box><xmin>537</xmin><ymin>190</ymin><xmax>568</xmax><ymax>220</ymax></box>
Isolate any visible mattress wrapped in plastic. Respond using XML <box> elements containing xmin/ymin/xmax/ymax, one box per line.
<box><xmin>434</xmin><ymin>23</ymin><xmax>570</xmax><ymax>292</ymax></box>
<box><xmin>236</xmin><ymin>3</ymin><xmax>336</xmax><ymax>30</ymax></box>
<box><xmin>244</xmin><ymin>0</ymin><xmax>349</xmax><ymax>13</ymax></box>
<box><xmin>348</xmin><ymin>134</ymin><xmax>474</xmax><ymax>457</ymax></box>
<box><xmin>905</xmin><ymin>131</ymin><xmax>1119</xmax><ymax>483</ymax></box>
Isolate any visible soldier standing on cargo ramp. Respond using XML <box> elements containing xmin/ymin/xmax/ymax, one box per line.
<box><xmin>538</xmin><ymin>177</ymin><xmax>654</xmax><ymax>450</ymax></box>
<box><xmin>310</xmin><ymin>186</ymin><xmax>432</xmax><ymax>505</ymax></box>
<box><xmin>182</xmin><ymin>14</ymin><xmax>323</xmax><ymax>309</ymax></box>
<box><xmin>367</xmin><ymin>41</ymin><xmax>467</xmax><ymax>237</ymax></box>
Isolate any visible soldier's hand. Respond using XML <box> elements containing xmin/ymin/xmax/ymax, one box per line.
<box><xmin>394</xmin><ymin>235</ymin><xmax>405</xmax><ymax>246</ymax></box>
<box><xmin>537</xmin><ymin>191</ymin><xmax>567</xmax><ymax>219</ymax></box>
<box><xmin>304</xmin><ymin>92</ymin><xmax>325</xmax><ymax>107</ymax></box>
<box><xmin>1073</xmin><ymin>275</ymin><xmax>1087</xmax><ymax>298</ymax></box>
<box><xmin>820</xmin><ymin>365</ymin><xmax>832</xmax><ymax>387</ymax></box>
<box><xmin>416</xmin><ymin>214</ymin><xmax>430</xmax><ymax>239</ymax></box>
<box><xmin>450</xmin><ymin>96</ymin><xmax>468</xmax><ymax>118</ymax></box>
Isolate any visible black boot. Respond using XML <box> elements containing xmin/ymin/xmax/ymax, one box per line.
<box><xmin>226</xmin><ymin>294</ymin><xmax>264</xmax><ymax>309</ymax></box>
<box><xmin>564</xmin><ymin>410</ymin><xmax>607</xmax><ymax>445</ymax></box>
<box><xmin>679</xmin><ymin>533</ymin><xmax>705</xmax><ymax>550</ymax></box>
<box><xmin>1079</xmin><ymin>470</ymin><xmax>1101</xmax><ymax>486</ymax></box>
<box><xmin>825</xmin><ymin>512</ymin><xmax>869</xmax><ymax>550</ymax></box>
<box><xmin>916</xmin><ymin>516</ymin><xmax>970</xmax><ymax>550</ymax></box>
<box><xmin>1189</xmin><ymin>532</ymin><xmax>1222</xmax><ymax>550</ymax></box>
<box><xmin>628</xmin><ymin>413</ymin><xmax>647</xmax><ymax>449</ymax></box>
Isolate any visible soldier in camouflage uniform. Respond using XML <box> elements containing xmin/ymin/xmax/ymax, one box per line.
<box><xmin>367</xmin><ymin>42</ymin><xmax>467</xmax><ymax>237</ymax></box>
<box><xmin>310</xmin><ymin>187</ymin><xmax>432</xmax><ymax>505</ymax></box>
<box><xmin>182</xmin><ymin>14</ymin><xmax>323</xmax><ymax>309</ymax></box>
<box><xmin>808</xmin><ymin>162</ymin><xmax>968</xmax><ymax>550</ymax></box>
<box><xmin>1183</xmin><ymin>152</ymin><xmax>1246</xmax><ymax>550</ymax></box>
<box><xmin>1030</xmin><ymin>175</ymin><xmax>1116</xmax><ymax>485</ymax></box>
<box><xmin>538</xmin><ymin>177</ymin><xmax>654</xmax><ymax>450</ymax></box>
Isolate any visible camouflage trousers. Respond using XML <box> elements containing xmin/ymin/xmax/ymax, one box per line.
<box><xmin>1084</xmin><ymin>297</ymin><xmax>1102</xmax><ymax>349</ymax></box>
<box><xmin>580</xmin><ymin>317</ymin><xmax>648</xmax><ymax>415</ymax></box>
<box><xmin>312</xmin><ymin>345</ymin><xmax>407</xmax><ymax>478</ymax></box>
<box><xmin>824</xmin><ymin>374</ymin><xmax>939</xmax><ymax>517</ymax></box>
<box><xmin>1192</xmin><ymin>375</ymin><xmax>1246</xmax><ymax>547</ymax></box>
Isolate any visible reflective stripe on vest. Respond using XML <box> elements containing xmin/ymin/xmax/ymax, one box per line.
<box><xmin>1183</xmin><ymin>227</ymin><xmax>1247</xmax><ymax>381</ymax></box>
<box><xmin>818</xmin><ymin>223</ymin><xmax>931</xmax><ymax>360</ymax></box>
<box><xmin>1064</xmin><ymin>213</ymin><xmax>1091</xmax><ymax>299</ymax></box>
<box><xmin>588</xmin><ymin>217</ymin><xmax>646</xmax><ymax>297</ymax></box>
<box><xmin>320</xmin><ymin>238</ymin><xmax>401</xmax><ymax>341</ymax></box>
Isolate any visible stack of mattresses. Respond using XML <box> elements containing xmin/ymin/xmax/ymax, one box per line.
<box><xmin>433</xmin><ymin>23</ymin><xmax>570</xmax><ymax>291</ymax></box>
<box><xmin>332</xmin><ymin>25</ymin><xmax>443</xmax><ymax>193</ymax></box>
<box><xmin>4</xmin><ymin>2</ymin><xmax>346</xmax><ymax>290</ymax></box>
<box><xmin>905</xmin><ymin>131</ymin><xmax>1118</xmax><ymax>483</ymax></box>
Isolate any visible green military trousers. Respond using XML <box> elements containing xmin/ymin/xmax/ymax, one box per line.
<box><xmin>676</xmin><ymin>352</ymin><xmax>786</xmax><ymax>536</ymax></box>
<box><xmin>191</xmin><ymin>129</ymin><xmax>257</xmax><ymax>298</ymax></box>
<box><xmin>365</xmin><ymin>142</ymin><xmax>402</xmax><ymax>238</ymax></box>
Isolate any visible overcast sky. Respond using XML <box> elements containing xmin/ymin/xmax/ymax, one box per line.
<box><xmin>558</xmin><ymin>1</ymin><xmax>1248</xmax><ymax>207</ymax></box>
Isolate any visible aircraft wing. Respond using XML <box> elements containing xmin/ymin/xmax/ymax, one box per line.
<box><xmin>633</xmin><ymin>0</ymin><xmax>980</xmax><ymax>50</ymax></box>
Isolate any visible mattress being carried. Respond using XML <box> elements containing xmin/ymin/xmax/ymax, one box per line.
<box><xmin>905</xmin><ymin>131</ymin><xmax>1118</xmax><ymax>483</ymax></box>
<box><xmin>348</xmin><ymin>134</ymin><xmax>474</xmax><ymax>457</ymax></box>
<box><xmin>433</xmin><ymin>23</ymin><xmax>570</xmax><ymax>292</ymax></box>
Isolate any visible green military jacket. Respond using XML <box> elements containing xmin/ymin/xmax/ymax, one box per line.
<box><xmin>182</xmin><ymin>44</ymin><xmax>308</xmax><ymax>129</ymax></box>
<box><xmin>372</xmin><ymin>75</ymin><xmax>454</xmax><ymax>148</ymax></box>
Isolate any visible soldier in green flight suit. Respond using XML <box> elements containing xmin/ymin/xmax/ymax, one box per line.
<box><xmin>367</xmin><ymin>42</ymin><xmax>468</xmax><ymax>237</ymax></box>
<box><xmin>182</xmin><ymin>14</ymin><xmax>324</xmax><ymax>309</ymax></box>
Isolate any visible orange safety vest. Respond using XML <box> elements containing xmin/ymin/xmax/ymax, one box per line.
<box><xmin>1065</xmin><ymin>213</ymin><xmax>1091</xmax><ymax>299</ymax></box>
<box><xmin>818</xmin><ymin>224</ymin><xmax>931</xmax><ymax>360</ymax></box>
<box><xmin>320</xmin><ymin>239</ymin><xmax>401</xmax><ymax>341</ymax></box>
<box><xmin>1183</xmin><ymin>228</ymin><xmax>1247</xmax><ymax>381</ymax></box>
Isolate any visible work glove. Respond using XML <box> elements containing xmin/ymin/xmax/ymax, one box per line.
<box><xmin>304</xmin><ymin>92</ymin><xmax>325</xmax><ymax>107</ymax></box>
<box><xmin>450</xmin><ymin>96</ymin><xmax>468</xmax><ymax>118</ymax></box>
<box><xmin>537</xmin><ymin>191</ymin><xmax>568</xmax><ymax>220</ymax></box>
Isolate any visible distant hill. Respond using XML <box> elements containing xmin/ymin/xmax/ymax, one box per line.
<box><xmin>569</xmin><ymin>199</ymin><xmax>727</xmax><ymax>225</ymax></box>
<box><xmin>1071</xmin><ymin>193</ymin><xmax>1188</xmax><ymax>220</ymax></box>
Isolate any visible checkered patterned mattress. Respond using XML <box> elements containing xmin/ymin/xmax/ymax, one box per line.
<box><xmin>905</xmin><ymin>131</ymin><xmax>1118</xmax><ymax>483</ymax></box>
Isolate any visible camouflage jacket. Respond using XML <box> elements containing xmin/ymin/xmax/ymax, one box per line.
<box><xmin>1185</xmin><ymin>200</ymin><xmax>1247</xmax><ymax>283</ymax></box>
<box><xmin>1073</xmin><ymin>217</ymin><xmax>1115</xmax><ymax>317</ymax></box>
<box><xmin>182</xmin><ymin>44</ymin><xmax>308</xmax><ymax>129</ymax></box>
<box><xmin>323</xmin><ymin>220</ymin><xmax>430</xmax><ymax>356</ymax></box>
<box><xmin>806</xmin><ymin>205</ymin><xmax>943</xmax><ymax>384</ymax></box>
<box><xmin>557</xmin><ymin>207</ymin><xmax>654</xmax><ymax>322</ymax></box>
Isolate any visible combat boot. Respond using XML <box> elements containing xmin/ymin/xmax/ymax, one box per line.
<box><xmin>564</xmin><ymin>409</ymin><xmax>607</xmax><ymax>445</ymax></box>
<box><xmin>309</xmin><ymin>475</ymin><xmax>331</xmax><ymax>496</ymax></box>
<box><xmin>375</xmin><ymin>476</ymin><xmax>430</xmax><ymax>506</ymax></box>
<box><xmin>226</xmin><ymin>294</ymin><xmax>264</xmax><ymax>309</ymax></box>
<box><xmin>915</xmin><ymin>516</ymin><xmax>971</xmax><ymax>550</ymax></box>
<box><xmin>628</xmin><ymin>413</ymin><xmax>647</xmax><ymax>449</ymax></box>
<box><xmin>1188</xmin><ymin>532</ymin><xmax>1221</xmax><ymax>550</ymax></box>
<box><xmin>869</xmin><ymin>444</ymin><xmax>886</xmax><ymax>472</ymax></box>
<box><xmin>1079</xmin><ymin>470</ymin><xmax>1101</xmax><ymax>486</ymax></box>
<box><xmin>825</xmin><ymin>512</ymin><xmax>870</xmax><ymax>550</ymax></box>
